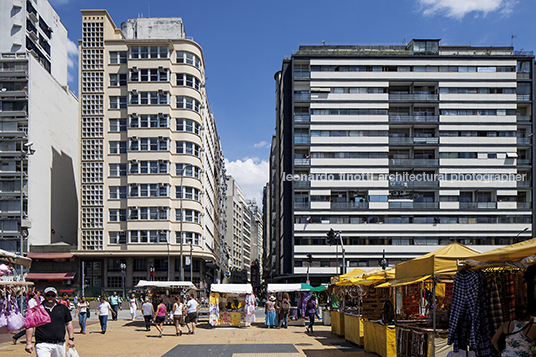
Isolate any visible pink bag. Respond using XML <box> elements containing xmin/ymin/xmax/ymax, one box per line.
<box><xmin>24</xmin><ymin>299</ymin><xmax>51</xmax><ymax>329</ymax></box>
<box><xmin>6</xmin><ymin>295</ymin><xmax>25</xmax><ymax>331</ymax></box>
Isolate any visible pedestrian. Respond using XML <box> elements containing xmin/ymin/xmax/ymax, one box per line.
<box><xmin>153</xmin><ymin>298</ymin><xmax>166</xmax><ymax>338</ymax></box>
<box><xmin>73</xmin><ymin>294</ymin><xmax>78</xmax><ymax>310</ymax></box>
<box><xmin>264</xmin><ymin>295</ymin><xmax>277</xmax><ymax>328</ymax></box>
<box><xmin>13</xmin><ymin>291</ymin><xmax>40</xmax><ymax>345</ymax></box>
<box><xmin>24</xmin><ymin>287</ymin><xmax>75</xmax><ymax>356</ymax></box>
<box><xmin>96</xmin><ymin>296</ymin><xmax>113</xmax><ymax>334</ymax></box>
<box><xmin>305</xmin><ymin>293</ymin><xmax>318</xmax><ymax>334</ymax></box>
<box><xmin>108</xmin><ymin>291</ymin><xmax>120</xmax><ymax>321</ymax></box>
<box><xmin>141</xmin><ymin>298</ymin><xmax>154</xmax><ymax>331</ymax></box>
<box><xmin>278</xmin><ymin>292</ymin><xmax>291</xmax><ymax>329</ymax></box>
<box><xmin>185</xmin><ymin>294</ymin><xmax>198</xmax><ymax>334</ymax></box>
<box><xmin>171</xmin><ymin>296</ymin><xmax>183</xmax><ymax>336</ymax></box>
<box><xmin>492</xmin><ymin>304</ymin><xmax>536</xmax><ymax>354</ymax></box>
<box><xmin>59</xmin><ymin>293</ymin><xmax>71</xmax><ymax>310</ymax></box>
<box><xmin>74</xmin><ymin>296</ymin><xmax>89</xmax><ymax>334</ymax></box>
<box><xmin>129</xmin><ymin>294</ymin><xmax>139</xmax><ymax>321</ymax></box>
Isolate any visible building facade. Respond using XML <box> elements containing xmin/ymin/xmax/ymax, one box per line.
<box><xmin>0</xmin><ymin>0</ymin><xmax>79</xmax><ymax>264</ymax></box>
<box><xmin>77</xmin><ymin>11</ymin><xmax>225</xmax><ymax>292</ymax></box>
<box><xmin>224</xmin><ymin>176</ymin><xmax>251</xmax><ymax>283</ymax></box>
<box><xmin>269</xmin><ymin>39</ymin><xmax>535</xmax><ymax>283</ymax></box>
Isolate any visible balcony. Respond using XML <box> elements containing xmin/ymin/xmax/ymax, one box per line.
<box><xmin>517</xmin><ymin>202</ymin><xmax>532</xmax><ymax>209</ymax></box>
<box><xmin>331</xmin><ymin>202</ymin><xmax>368</xmax><ymax>210</ymax></box>
<box><xmin>389</xmin><ymin>93</ymin><xmax>439</xmax><ymax>102</ymax></box>
<box><xmin>389</xmin><ymin>115</ymin><xmax>439</xmax><ymax>123</ymax></box>
<box><xmin>294</xmin><ymin>158</ymin><xmax>310</xmax><ymax>166</ymax></box>
<box><xmin>294</xmin><ymin>181</ymin><xmax>310</xmax><ymax>188</ymax></box>
<box><xmin>517</xmin><ymin>94</ymin><xmax>531</xmax><ymax>102</ymax></box>
<box><xmin>389</xmin><ymin>159</ymin><xmax>438</xmax><ymax>166</ymax></box>
<box><xmin>517</xmin><ymin>115</ymin><xmax>531</xmax><ymax>122</ymax></box>
<box><xmin>294</xmin><ymin>136</ymin><xmax>310</xmax><ymax>144</ymax></box>
<box><xmin>294</xmin><ymin>71</ymin><xmax>310</xmax><ymax>80</ymax></box>
<box><xmin>294</xmin><ymin>202</ymin><xmax>310</xmax><ymax>210</ymax></box>
<box><xmin>517</xmin><ymin>159</ymin><xmax>531</xmax><ymax>165</ymax></box>
<box><xmin>517</xmin><ymin>73</ymin><xmax>531</xmax><ymax>80</ymax></box>
<box><xmin>294</xmin><ymin>114</ymin><xmax>310</xmax><ymax>123</ymax></box>
<box><xmin>389</xmin><ymin>202</ymin><xmax>439</xmax><ymax>210</ymax></box>
<box><xmin>459</xmin><ymin>202</ymin><xmax>497</xmax><ymax>209</ymax></box>
<box><xmin>389</xmin><ymin>137</ymin><xmax>439</xmax><ymax>145</ymax></box>
<box><xmin>294</xmin><ymin>93</ymin><xmax>311</xmax><ymax>101</ymax></box>
<box><xmin>518</xmin><ymin>180</ymin><xmax>532</xmax><ymax>188</ymax></box>
<box><xmin>389</xmin><ymin>180</ymin><xmax>439</xmax><ymax>188</ymax></box>
<box><xmin>517</xmin><ymin>137</ymin><xmax>531</xmax><ymax>145</ymax></box>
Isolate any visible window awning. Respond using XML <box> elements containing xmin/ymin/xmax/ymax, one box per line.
<box><xmin>25</xmin><ymin>272</ymin><xmax>76</xmax><ymax>281</ymax></box>
<box><xmin>27</xmin><ymin>253</ymin><xmax>74</xmax><ymax>260</ymax></box>
<box><xmin>506</xmin><ymin>152</ymin><xmax>518</xmax><ymax>158</ymax></box>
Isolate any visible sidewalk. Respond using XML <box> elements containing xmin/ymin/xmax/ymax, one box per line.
<box><xmin>0</xmin><ymin>309</ymin><xmax>378</xmax><ymax>357</ymax></box>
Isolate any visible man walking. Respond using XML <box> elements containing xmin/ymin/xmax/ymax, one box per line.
<box><xmin>108</xmin><ymin>291</ymin><xmax>120</xmax><ymax>321</ymax></box>
<box><xmin>24</xmin><ymin>287</ymin><xmax>75</xmax><ymax>356</ymax></box>
<box><xmin>96</xmin><ymin>296</ymin><xmax>114</xmax><ymax>334</ymax></box>
<box><xmin>185</xmin><ymin>294</ymin><xmax>198</xmax><ymax>335</ymax></box>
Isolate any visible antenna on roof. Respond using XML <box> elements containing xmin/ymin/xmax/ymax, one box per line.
<box><xmin>511</xmin><ymin>34</ymin><xmax>516</xmax><ymax>47</ymax></box>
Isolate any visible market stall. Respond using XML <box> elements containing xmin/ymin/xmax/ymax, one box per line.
<box><xmin>448</xmin><ymin>238</ymin><xmax>536</xmax><ymax>356</ymax></box>
<box><xmin>135</xmin><ymin>280</ymin><xmax>196</xmax><ymax>324</ymax></box>
<box><xmin>266</xmin><ymin>283</ymin><xmax>322</xmax><ymax>326</ymax></box>
<box><xmin>385</xmin><ymin>243</ymin><xmax>481</xmax><ymax>357</ymax></box>
<box><xmin>209</xmin><ymin>283</ymin><xmax>254</xmax><ymax>327</ymax></box>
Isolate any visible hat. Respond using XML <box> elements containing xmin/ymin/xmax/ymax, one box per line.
<box><xmin>269</xmin><ymin>296</ymin><xmax>276</xmax><ymax>301</ymax></box>
<box><xmin>43</xmin><ymin>287</ymin><xmax>57</xmax><ymax>295</ymax></box>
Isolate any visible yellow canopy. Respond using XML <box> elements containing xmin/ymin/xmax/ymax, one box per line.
<box><xmin>463</xmin><ymin>237</ymin><xmax>536</xmax><ymax>264</ymax></box>
<box><xmin>361</xmin><ymin>267</ymin><xmax>396</xmax><ymax>280</ymax></box>
<box><xmin>333</xmin><ymin>268</ymin><xmax>366</xmax><ymax>285</ymax></box>
<box><xmin>395</xmin><ymin>243</ymin><xmax>481</xmax><ymax>281</ymax></box>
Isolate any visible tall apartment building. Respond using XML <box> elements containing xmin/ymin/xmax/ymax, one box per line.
<box><xmin>77</xmin><ymin>11</ymin><xmax>226</xmax><ymax>290</ymax></box>
<box><xmin>246</xmin><ymin>198</ymin><xmax>263</xmax><ymax>289</ymax></box>
<box><xmin>224</xmin><ymin>176</ymin><xmax>251</xmax><ymax>283</ymax></box>
<box><xmin>269</xmin><ymin>39</ymin><xmax>534</xmax><ymax>284</ymax></box>
<box><xmin>0</xmin><ymin>0</ymin><xmax>78</xmax><ymax>258</ymax></box>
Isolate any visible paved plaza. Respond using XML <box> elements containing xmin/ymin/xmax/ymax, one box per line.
<box><xmin>0</xmin><ymin>309</ymin><xmax>377</xmax><ymax>357</ymax></box>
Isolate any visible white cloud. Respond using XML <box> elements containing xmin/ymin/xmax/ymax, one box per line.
<box><xmin>253</xmin><ymin>140</ymin><xmax>270</xmax><ymax>149</ymax></box>
<box><xmin>417</xmin><ymin>0</ymin><xmax>517</xmax><ymax>19</ymax></box>
<box><xmin>66</xmin><ymin>39</ymin><xmax>78</xmax><ymax>83</ymax></box>
<box><xmin>225</xmin><ymin>157</ymin><xmax>269</xmax><ymax>207</ymax></box>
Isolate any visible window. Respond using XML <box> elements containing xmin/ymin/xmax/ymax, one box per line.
<box><xmin>130</xmin><ymin>114</ymin><xmax>168</xmax><ymax>128</ymax></box>
<box><xmin>129</xmin><ymin>161</ymin><xmax>168</xmax><ymax>174</ymax></box>
<box><xmin>176</xmin><ymin>51</ymin><xmax>201</xmax><ymax>69</ymax></box>
<box><xmin>176</xmin><ymin>186</ymin><xmax>201</xmax><ymax>201</ymax></box>
<box><xmin>110</xmin><ymin>119</ymin><xmax>127</xmax><ymax>132</ymax></box>
<box><xmin>109</xmin><ymin>186</ymin><xmax>127</xmax><ymax>199</ymax></box>
<box><xmin>177</xmin><ymin>74</ymin><xmax>201</xmax><ymax>90</ymax></box>
<box><xmin>110</xmin><ymin>52</ymin><xmax>127</xmax><ymax>64</ymax></box>
<box><xmin>109</xmin><ymin>232</ymin><xmax>126</xmax><ymax>244</ymax></box>
<box><xmin>176</xmin><ymin>141</ymin><xmax>200</xmax><ymax>156</ymax></box>
<box><xmin>110</xmin><ymin>96</ymin><xmax>127</xmax><ymax>109</ymax></box>
<box><xmin>176</xmin><ymin>119</ymin><xmax>200</xmax><ymax>134</ymax></box>
<box><xmin>176</xmin><ymin>164</ymin><xmax>201</xmax><ymax>179</ymax></box>
<box><xmin>109</xmin><ymin>209</ymin><xmax>127</xmax><ymax>222</ymax></box>
<box><xmin>109</xmin><ymin>164</ymin><xmax>127</xmax><ymax>177</ymax></box>
<box><xmin>129</xmin><ymin>184</ymin><xmax>168</xmax><ymax>197</ymax></box>
<box><xmin>176</xmin><ymin>209</ymin><xmax>201</xmax><ymax>223</ymax></box>
<box><xmin>130</xmin><ymin>137</ymin><xmax>168</xmax><ymax>151</ymax></box>
<box><xmin>176</xmin><ymin>96</ymin><xmax>201</xmax><ymax>112</ymax></box>
<box><xmin>109</xmin><ymin>141</ymin><xmax>127</xmax><ymax>154</ymax></box>
<box><xmin>131</xmin><ymin>68</ymin><xmax>168</xmax><ymax>82</ymax></box>
<box><xmin>131</xmin><ymin>92</ymin><xmax>169</xmax><ymax>105</ymax></box>
<box><xmin>109</xmin><ymin>74</ymin><xmax>127</xmax><ymax>86</ymax></box>
<box><xmin>133</xmin><ymin>259</ymin><xmax>147</xmax><ymax>271</ymax></box>
<box><xmin>176</xmin><ymin>232</ymin><xmax>200</xmax><ymax>245</ymax></box>
<box><xmin>130</xmin><ymin>231</ymin><xmax>168</xmax><ymax>244</ymax></box>
<box><xmin>129</xmin><ymin>46</ymin><xmax>169</xmax><ymax>59</ymax></box>
<box><xmin>131</xmin><ymin>207</ymin><xmax>168</xmax><ymax>220</ymax></box>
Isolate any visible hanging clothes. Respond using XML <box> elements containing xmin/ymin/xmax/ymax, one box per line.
<box><xmin>481</xmin><ymin>272</ymin><xmax>503</xmax><ymax>338</ymax></box>
<box><xmin>448</xmin><ymin>270</ymin><xmax>492</xmax><ymax>357</ymax></box>
<box><xmin>523</xmin><ymin>265</ymin><xmax>536</xmax><ymax>316</ymax></box>
<box><xmin>244</xmin><ymin>294</ymin><xmax>256</xmax><ymax>323</ymax></box>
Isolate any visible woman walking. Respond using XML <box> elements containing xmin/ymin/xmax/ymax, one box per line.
<box><xmin>129</xmin><ymin>294</ymin><xmax>139</xmax><ymax>321</ymax></box>
<box><xmin>141</xmin><ymin>298</ymin><xmax>154</xmax><ymax>331</ymax></box>
<box><xmin>306</xmin><ymin>293</ymin><xmax>318</xmax><ymax>334</ymax></box>
<box><xmin>153</xmin><ymin>298</ymin><xmax>166</xmax><ymax>337</ymax></box>
<box><xmin>264</xmin><ymin>295</ymin><xmax>277</xmax><ymax>328</ymax></box>
<box><xmin>74</xmin><ymin>296</ymin><xmax>89</xmax><ymax>334</ymax></box>
<box><xmin>278</xmin><ymin>292</ymin><xmax>291</xmax><ymax>329</ymax></box>
<box><xmin>171</xmin><ymin>296</ymin><xmax>183</xmax><ymax>336</ymax></box>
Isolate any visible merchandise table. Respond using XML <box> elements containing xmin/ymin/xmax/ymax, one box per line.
<box><xmin>396</xmin><ymin>324</ymin><xmax>451</xmax><ymax>357</ymax></box>
<box><xmin>343</xmin><ymin>313</ymin><xmax>363</xmax><ymax>346</ymax></box>
<box><xmin>362</xmin><ymin>319</ymin><xmax>396</xmax><ymax>357</ymax></box>
<box><xmin>330</xmin><ymin>310</ymin><xmax>344</xmax><ymax>337</ymax></box>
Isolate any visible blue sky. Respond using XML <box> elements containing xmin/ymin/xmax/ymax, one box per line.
<box><xmin>51</xmin><ymin>0</ymin><xmax>534</xmax><ymax>204</ymax></box>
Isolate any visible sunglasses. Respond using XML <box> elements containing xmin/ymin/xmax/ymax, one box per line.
<box><xmin>45</xmin><ymin>294</ymin><xmax>57</xmax><ymax>298</ymax></box>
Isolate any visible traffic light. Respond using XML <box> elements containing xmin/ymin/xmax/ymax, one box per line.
<box><xmin>326</xmin><ymin>229</ymin><xmax>337</xmax><ymax>245</ymax></box>
<box><xmin>307</xmin><ymin>253</ymin><xmax>313</xmax><ymax>264</ymax></box>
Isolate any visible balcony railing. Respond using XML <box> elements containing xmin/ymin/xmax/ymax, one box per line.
<box><xmin>517</xmin><ymin>94</ymin><xmax>531</xmax><ymax>102</ymax></box>
<box><xmin>294</xmin><ymin>158</ymin><xmax>310</xmax><ymax>166</ymax></box>
<box><xmin>517</xmin><ymin>159</ymin><xmax>531</xmax><ymax>165</ymax></box>
<box><xmin>517</xmin><ymin>137</ymin><xmax>531</xmax><ymax>145</ymax></box>
<box><xmin>389</xmin><ymin>93</ymin><xmax>439</xmax><ymax>101</ymax></box>
<box><xmin>294</xmin><ymin>202</ymin><xmax>310</xmax><ymax>210</ymax></box>
<box><xmin>294</xmin><ymin>71</ymin><xmax>310</xmax><ymax>80</ymax></box>
<box><xmin>459</xmin><ymin>202</ymin><xmax>497</xmax><ymax>209</ymax></box>
<box><xmin>389</xmin><ymin>115</ymin><xmax>439</xmax><ymax>123</ymax></box>
<box><xmin>294</xmin><ymin>136</ymin><xmax>311</xmax><ymax>144</ymax></box>
<box><xmin>517</xmin><ymin>115</ymin><xmax>531</xmax><ymax>122</ymax></box>
<box><xmin>389</xmin><ymin>159</ymin><xmax>438</xmax><ymax>166</ymax></box>
<box><xmin>518</xmin><ymin>180</ymin><xmax>532</xmax><ymax>188</ymax></box>
<box><xmin>389</xmin><ymin>137</ymin><xmax>439</xmax><ymax>144</ymax></box>
<box><xmin>517</xmin><ymin>73</ymin><xmax>531</xmax><ymax>80</ymax></box>
<box><xmin>294</xmin><ymin>181</ymin><xmax>310</xmax><ymax>188</ymax></box>
<box><xmin>517</xmin><ymin>202</ymin><xmax>532</xmax><ymax>209</ymax></box>
<box><xmin>294</xmin><ymin>93</ymin><xmax>311</xmax><ymax>101</ymax></box>
<box><xmin>331</xmin><ymin>202</ymin><xmax>368</xmax><ymax>210</ymax></box>
<box><xmin>389</xmin><ymin>202</ymin><xmax>439</xmax><ymax>210</ymax></box>
<box><xmin>389</xmin><ymin>180</ymin><xmax>439</xmax><ymax>188</ymax></box>
<box><xmin>294</xmin><ymin>114</ymin><xmax>311</xmax><ymax>123</ymax></box>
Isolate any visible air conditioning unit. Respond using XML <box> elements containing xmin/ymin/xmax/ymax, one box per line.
<box><xmin>158</xmin><ymin>112</ymin><xmax>165</xmax><ymax>118</ymax></box>
<box><xmin>131</xmin><ymin>89</ymin><xmax>138</xmax><ymax>95</ymax></box>
<box><xmin>158</xmin><ymin>136</ymin><xmax>165</xmax><ymax>141</ymax></box>
<box><xmin>130</xmin><ymin>159</ymin><xmax>138</xmax><ymax>163</ymax></box>
<box><xmin>130</xmin><ymin>183</ymin><xmax>138</xmax><ymax>187</ymax></box>
<box><xmin>199</xmin><ymin>147</ymin><xmax>205</xmax><ymax>151</ymax></box>
<box><xmin>158</xmin><ymin>89</ymin><xmax>165</xmax><ymax>96</ymax></box>
<box><xmin>28</xmin><ymin>31</ymin><xmax>38</xmax><ymax>41</ymax></box>
<box><xmin>158</xmin><ymin>159</ymin><xmax>165</xmax><ymax>164</ymax></box>
<box><xmin>130</xmin><ymin>206</ymin><xmax>138</xmax><ymax>210</ymax></box>
<box><xmin>131</xmin><ymin>113</ymin><xmax>138</xmax><ymax>118</ymax></box>
<box><xmin>158</xmin><ymin>66</ymin><xmax>164</xmax><ymax>72</ymax></box>
<box><xmin>132</xmin><ymin>66</ymin><xmax>138</xmax><ymax>72</ymax></box>
<box><xmin>158</xmin><ymin>183</ymin><xmax>166</xmax><ymax>187</ymax></box>
<box><xmin>158</xmin><ymin>206</ymin><xmax>166</xmax><ymax>211</ymax></box>
<box><xmin>199</xmin><ymin>125</ymin><xmax>205</xmax><ymax>130</ymax></box>
<box><xmin>131</xmin><ymin>136</ymin><xmax>138</xmax><ymax>141</ymax></box>
<box><xmin>200</xmin><ymin>82</ymin><xmax>206</xmax><ymax>87</ymax></box>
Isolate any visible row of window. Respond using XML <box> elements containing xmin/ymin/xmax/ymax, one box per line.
<box><xmin>290</xmin><ymin>172</ymin><xmax>527</xmax><ymax>181</ymax></box>
<box><xmin>293</xmin><ymin>215</ymin><xmax>531</xmax><ymax>224</ymax></box>
<box><xmin>109</xmin><ymin>163</ymin><xmax>202</xmax><ymax>178</ymax></box>
<box><xmin>109</xmin><ymin>231</ymin><xmax>200</xmax><ymax>245</ymax></box>
<box><xmin>310</xmin><ymin>65</ymin><xmax>515</xmax><ymax>73</ymax></box>
<box><xmin>439</xmin><ymin>131</ymin><xmax>518</xmax><ymax>137</ymax></box>
<box><xmin>310</xmin><ymin>130</ymin><xmax>387</xmax><ymax>137</ymax></box>
<box><xmin>130</xmin><ymin>92</ymin><xmax>169</xmax><ymax>105</ymax></box>
<box><xmin>109</xmin><ymin>185</ymin><xmax>201</xmax><ymax>200</ymax></box>
<box><xmin>324</xmin><ymin>87</ymin><xmax>517</xmax><ymax>95</ymax></box>
<box><xmin>110</xmin><ymin>50</ymin><xmax>202</xmax><ymax>70</ymax></box>
<box><xmin>109</xmin><ymin>95</ymin><xmax>202</xmax><ymax>112</ymax></box>
<box><xmin>310</xmin><ymin>152</ymin><xmax>388</xmax><ymax>159</ymax></box>
<box><xmin>294</xmin><ymin>237</ymin><xmax>512</xmax><ymax>247</ymax></box>
<box><xmin>109</xmin><ymin>208</ymin><xmax>201</xmax><ymax>222</ymax></box>
<box><xmin>110</xmin><ymin>71</ymin><xmax>202</xmax><ymax>89</ymax></box>
<box><xmin>310</xmin><ymin>109</ymin><xmax>518</xmax><ymax>116</ymax></box>
<box><xmin>110</xmin><ymin>117</ymin><xmax>201</xmax><ymax>133</ymax></box>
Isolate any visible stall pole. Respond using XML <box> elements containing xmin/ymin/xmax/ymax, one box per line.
<box><xmin>432</xmin><ymin>275</ymin><xmax>437</xmax><ymax>335</ymax></box>
<box><xmin>190</xmin><ymin>242</ymin><xmax>193</xmax><ymax>282</ymax></box>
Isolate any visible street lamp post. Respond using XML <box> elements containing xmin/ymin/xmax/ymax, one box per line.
<box><xmin>120</xmin><ymin>263</ymin><xmax>126</xmax><ymax>298</ymax></box>
<box><xmin>19</xmin><ymin>141</ymin><xmax>34</xmax><ymax>280</ymax></box>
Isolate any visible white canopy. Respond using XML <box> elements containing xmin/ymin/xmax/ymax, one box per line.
<box><xmin>135</xmin><ymin>280</ymin><xmax>197</xmax><ymax>289</ymax></box>
<box><xmin>0</xmin><ymin>249</ymin><xmax>32</xmax><ymax>268</ymax></box>
<box><xmin>210</xmin><ymin>283</ymin><xmax>253</xmax><ymax>294</ymax></box>
<box><xmin>267</xmin><ymin>283</ymin><xmax>306</xmax><ymax>293</ymax></box>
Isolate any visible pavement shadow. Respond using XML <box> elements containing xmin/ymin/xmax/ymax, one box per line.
<box><xmin>122</xmin><ymin>320</ymin><xmax>145</xmax><ymax>328</ymax></box>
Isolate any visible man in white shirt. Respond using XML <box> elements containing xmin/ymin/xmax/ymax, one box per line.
<box><xmin>96</xmin><ymin>296</ymin><xmax>113</xmax><ymax>334</ymax></box>
<box><xmin>185</xmin><ymin>294</ymin><xmax>199</xmax><ymax>334</ymax></box>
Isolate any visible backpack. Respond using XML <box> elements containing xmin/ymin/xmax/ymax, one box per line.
<box><xmin>282</xmin><ymin>300</ymin><xmax>290</xmax><ymax>311</ymax></box>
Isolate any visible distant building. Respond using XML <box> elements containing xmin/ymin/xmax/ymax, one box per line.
<box><xmin>77</xmin><ymin>10</ymin><xmax>226</xmax><ymax>292</ymax></box>
<box><xmin>0</xmin><ymin>0</ymin><xmax>79</xmax><ymax>280</ymax></box>
<box><xmin>269</xmin><ymin>39</ymin><xmax>534</xmax><ymax>284</ymax></box>
<box><xmin>246</xmin><ymin>198</ymin><xmax>263</xmax><ymax>289</ymax></box>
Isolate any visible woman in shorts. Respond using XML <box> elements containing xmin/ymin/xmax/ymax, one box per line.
<box><xmin>153</xmin><ymin>298</ymin><xmax>167</xmax><ymax>337</ymax></box>
<box><xmin>172</xmin><ymin>296</ymin><xmax>183</xmax><ymax>336</ymax></box>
